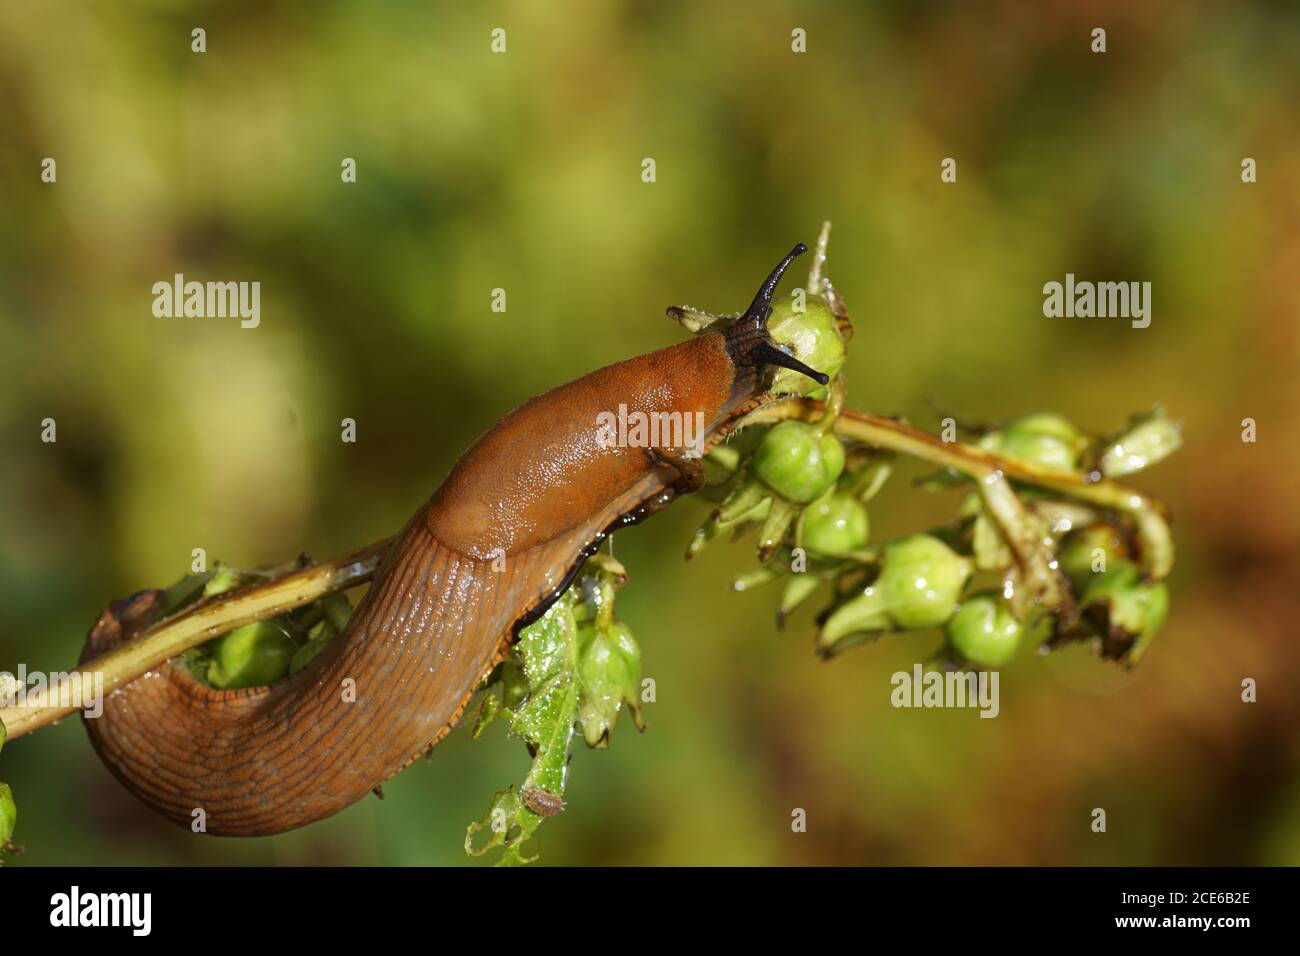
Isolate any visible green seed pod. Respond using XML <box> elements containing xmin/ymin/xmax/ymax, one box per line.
<box><xmin>979</xmin><ymin>413</ymin><xmax>1086</xmax><ymax>471</ymax></box>
<box><xmin>577</xmin><ymin>621</ymin><xmax>642</xmax><ymax>748</ymax></box>
<box><xmin>766</xmin><ymin>295</ymin><xmax>848</xmax><ymax>396</ymax></box>
<box><xmin>753</xmin><ymin>421</ymin><xmax>846</xmax><ymax>504</ymax></box>
<box><xmin>207</xmin><ymin>621</ymin><xmax>297</xmax><ymax>690</ymax></box>
<box><xmin>801</xmin><ymin>494</ymin><xmax>869</xmax><ymax>555</ymax></box>
<box><xmin>0</xmin><ymin>783</ymin><xmax>14</xmax><ymax>850</ymax></box>
<box><xmin>1081</xmin><ymin>560</ymin><xmax>1169</xmax><ymax>664</ymax></box>
<box><xmin>947</xmin><ymin>593</ymin><xmax>1022</xmax><ymax>667</ymax></box>
<box><xmin>818</xmin><ymin>534</ymin><xmax>972</xmax><ymax>654</ymax></box>
<box><xmin>879</xmin><ymin>534</ymin><xmax>972</xmax><ymax>630</ymax></box>
<box><xmin>1058</xmin><ymin>523</ymin><xmax>1131</xmax><ymax>592</ymax></box>
<box><xmin>1099</xmin><ymin>407</ymin><xmax>1182</xmax><ymax>477</ymax></box>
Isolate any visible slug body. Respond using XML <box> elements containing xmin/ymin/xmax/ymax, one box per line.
<box><xmin>82</xmin><ymin>245</ymin><xmax>825</xmax><ymax>836</ymax></box>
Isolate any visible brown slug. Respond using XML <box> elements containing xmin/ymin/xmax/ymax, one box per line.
<box><xmin>80</xmin><ymin>243</ymin><xmax>827</xmax><ymax>836</ymax></box>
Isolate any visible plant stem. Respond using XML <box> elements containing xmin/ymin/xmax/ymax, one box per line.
<box><xmin>733</xmin><ymin>398</ymin><xmax>1169</xmax><ymax>516</ymax></box>
<box><xmin>0</xmin><ymin>539</ymin><xmax>391</xmax><ymax>741</ymax></box>
<box><xmin>721</xmin><ymin>397</ymin><xmax>1174</xmax><ymax>579</ymax></box>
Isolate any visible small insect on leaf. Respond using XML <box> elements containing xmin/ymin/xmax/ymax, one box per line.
<box><xmin>521</xmin><ymin>786</ymin><xmax>566</xmax><ymax>817</ymax></box>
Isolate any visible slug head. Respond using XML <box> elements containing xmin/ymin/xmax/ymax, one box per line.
<box><xmin>720</xmin><ymin>243</ymin><xmax>831</xmax><ymax>392</ymax></box>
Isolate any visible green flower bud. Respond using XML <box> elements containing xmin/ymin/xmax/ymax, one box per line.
<box><xmin>1099</xmin><ymin>407</ymin><xmax>1182</xmax><ymax>477</ymax></box>
<box><xmin>687</xmin><ymin>478</ymin><xmax>772</xmax><ymax>559</ymax></box>
<box><xmin>947</xmin><ymin>593</ymin><xmax>1022</xmax><ymax>666</ymax></box>
<box><xmin>777</xmin><ymin>572</ymin><xmax>823</xmax><ymax>626</ymax></box>
<box><xmin>1058</xmin><ymin>523</ymin><xmax>1130</xmax><ymax>592</ymax></box>
<box><xmin>979</xmin><ymin>413</ymin><xmax>1086</xmax><ymax>471</ymax></box>
<box><xmin>801</xmin><ymin>494</ymin><xmax>869</xmax><ymax>555</ymax></box>
<box><xmin>879</xmin><ymin>534</ymin><xmax>972</xmax><ymax>630</ymax></box>
<box><xmin>207</xmin><ymin>621</ymin><xmax>297</xmax><ymax>690</ymax></box>
<box><xmin>757</xmin><ymin>498</ymin><xmax>800</xmax><ymax>562</ymax></box>
<box><xmin>732</xmin><ymin>564</ymin><xmax>779</xmax><ymax>592</ymax></box>
<box><xmin>577</xmin><ymin>621</ymin><xmax>642</xmax><ymax>748</ymax></box>
<box><xmin>0</xmin><ymin>783</ymin><xmax>14</xmax><ymax>850</ymax></box>
<box><xmin>766</xmin><ymin>296</ymin><xmax>848</xmax><ymax>396</ymax></box>
<box><xmin>1081</xmin><ymin>559</ymin><xmax>1169</xmax><ymax>664</ymax></box>
<box><xmin>753</xmin><ymin>422</ymin><xmax>845</xmax><ymax>503</ymax></box>
<box><xmin>817</xmin><ymin>587</ymin><xmax>892</xmax><ymax>655</ymax></box>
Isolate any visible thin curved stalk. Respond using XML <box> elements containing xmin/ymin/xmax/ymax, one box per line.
<box><xmin>722</xmin><ymin>398</ymin><xmax>1174</xmax><ymax>579</ymax></box>
<box><xmin>735</xmin><ymin>399</ymin><xmax>1168</xmax><ymax>515</ymax></box>
<box><xmin>0</xmin><ymin>540</ymin><xmax>391</xmax><ymax>740</ymax></box>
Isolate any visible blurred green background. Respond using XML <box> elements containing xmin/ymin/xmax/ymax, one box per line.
<box><xmin>2</xmin><ymin>0</ymin><xmax>1299</xmax><ymax>866</ymax></box>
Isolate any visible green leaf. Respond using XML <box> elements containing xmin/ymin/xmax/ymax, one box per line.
<box><xmin>464</xmin><ymin>786</ymin><xmax>539</xmax><ymax>867</ymax></box>
<box><xmin>466</xmin><ymin>597</ymin><xmax>580</xmax><ymax>866</ymax></box>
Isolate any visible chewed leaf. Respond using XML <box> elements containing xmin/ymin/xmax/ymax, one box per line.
<box><xmin>515</xmin><ymin>598</ymin><xmax>577</xmax><ymax>689</ymax></box>
<box><xmin>466</xmin><ymin>595</ymin><xmax>580</xmax><ymax>865</ymax></box>
<box><xmin>513</xmin><ymin>671</ymin><xmax>578</xmax><ymax>792</ymax></box>
<box><xmin>464</xmin><ymin>786</ymin><xmax>542</xmax><ymax>867</ymax></box>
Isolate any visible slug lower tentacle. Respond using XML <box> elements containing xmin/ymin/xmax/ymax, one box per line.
<box><xmin>82</xmin><ymin>243</ymin><xmax>822</xmax><ymax>836</ymax></box>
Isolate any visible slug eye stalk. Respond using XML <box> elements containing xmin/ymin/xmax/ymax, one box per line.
<box><xmin>747</xmin><ymin>340</ymin><xmax>830</xmax><ymax>387</ymax></box>
<box><xmin>742</xmin><ymin>242</ymin><xmax>808</xmax><ymax>324</ymax></box>
<box><xmin>724</xmin><ymin>242</ymin><xmax>830</xmax><ymax>387</ymax></box>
